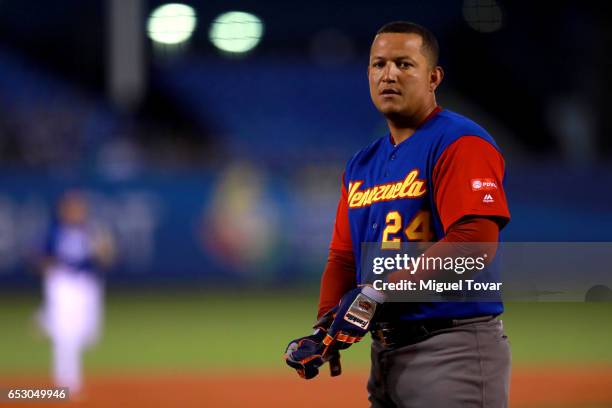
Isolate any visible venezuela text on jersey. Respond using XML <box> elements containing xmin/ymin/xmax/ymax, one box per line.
<box><xmin>348</xmin><ymin>169</ymin><xmax>427</xmax><ymax>209</ymax></box>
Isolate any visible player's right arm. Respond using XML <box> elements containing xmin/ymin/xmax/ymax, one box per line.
<box><xmin>318</xmin><ymin>174</ymin><xmax>356</xmax><ymax>318</ymax></box>
<box><xmin>285</xmin><ymin>173</ymin><xmax>357</xmax><ymax>379</ymax></box>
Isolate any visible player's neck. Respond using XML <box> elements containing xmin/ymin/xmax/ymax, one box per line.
<box><xmin>387</xmin><ymin>103</ymin><xmax>440</xmax><ymax>145</ymax></box>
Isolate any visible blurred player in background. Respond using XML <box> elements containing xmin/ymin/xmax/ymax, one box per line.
<box><xmin>36</xmin><ymin>190</ymin><xmax>116</xmax><ymax>394</ymax></box>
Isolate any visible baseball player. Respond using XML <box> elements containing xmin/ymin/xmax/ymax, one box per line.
<box><xmin>285</xmin><ymin>21</ymin><xmax>511</xmax><ymax>407</ymax></box>
<box><xmin>36</xmin><ymin>190</ymin><xmax>115</xmax><ymax>394</ymax></box>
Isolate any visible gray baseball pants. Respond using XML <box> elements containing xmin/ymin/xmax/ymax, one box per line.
<box><xmin>367</xmin><ymin>316</ymin><xmax>511</xmax><ymax>408</ymax></box>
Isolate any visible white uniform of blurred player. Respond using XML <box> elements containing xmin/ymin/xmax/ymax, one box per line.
<box><xmin>37</xmin><ymin>191</ymin><xmax>115</xmax><ymax>394</ymax></box>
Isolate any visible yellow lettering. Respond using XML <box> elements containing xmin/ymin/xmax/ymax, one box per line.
<box><xmin>383</xmin><ymin>184</ymin><xmax>396</xmax><ymax>200</ymax></box>
<box><xmin>407</xmin><ymin>181</ymin><xmax>426</xmax><ymax>197</ymax></box>
<box><xmin>374</xmin><ymin>185</ymin><xmax>390</xmax><ymax>201</ymax></box>
<box><xmin>365</xmin><ymin>187</ymin><xmax>378</xmax><ymax>205</ymax></box>
<box><xmin>350</xmin><ymin>191</ymin><xmax>364</xmax><ymax>207</ymax></box>
<box><xmin>346</xmin><ymin>170</ymin><xmax>427</xmax><ymax>208</ymax></box>
<box><xmin>390</xmin><ymin>183</ymin><xmax>402</xmax><ymax>199</ymax></box>
<box><xmin>399</xmin><ymin>171</ymin><xmax>418</xmax><ymax>198</ymax></box>
<box><xmin>347</xmin><ymin>181</ymin><xmax>362</xmax><ymax>203</ymax></box>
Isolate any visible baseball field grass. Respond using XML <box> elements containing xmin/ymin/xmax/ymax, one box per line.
<box><xmin>1</xmin><ymin>289</ymin><xmax>611</xmax><ymax>407</ymax></box>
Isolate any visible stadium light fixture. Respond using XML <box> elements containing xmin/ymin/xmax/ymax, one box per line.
<box><xmin>147</xmin><ymin>3</ymin><xmax>197</xmax><ymax>45</ymax></box>
<box><xmin>209</xmin><ymin>11</ymin><xmax>264</xmax><ymax>54</ymax></box>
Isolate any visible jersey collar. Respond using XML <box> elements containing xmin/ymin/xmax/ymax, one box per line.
<box><xmin>388</xmin><ymin>105</ymin><xmax>442</xmax><ymax>146</ymax></box>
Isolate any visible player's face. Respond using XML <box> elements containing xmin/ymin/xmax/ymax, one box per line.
<box><xmin>59</xmin><ymin>193</ymin><xmax>88</xmax><ymax>225</ymax></box>
<box><xmin>368</xmin><ymin>33</ymin><xmax>441</xmax><ymax>118</ymax></box>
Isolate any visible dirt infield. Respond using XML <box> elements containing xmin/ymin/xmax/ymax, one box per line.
<box><xmin>3</xmin><ymin>366</ymin><xmax>612</xmax><ymax>408</ymax></box>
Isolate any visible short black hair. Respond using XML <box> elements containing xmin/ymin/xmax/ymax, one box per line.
<box><xmin>376</xmin><ymin>21</ymin><xmax>439</xmax><ymax>67</ymax></box>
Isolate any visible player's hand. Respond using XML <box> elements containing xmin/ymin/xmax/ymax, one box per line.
<box><xmin>322</xmin><ymin>286</ymin><xmax>385</xmax><ymax>358</ymax></box>
<box><xmin>284</xmin><ymin>330</ymin><xmax>328</xmax><ymax>379</ymax></box>
<box><xmin>284</xmin><ymin>307</ymin><xmax>342</xmax><ymax>379</ymax></box>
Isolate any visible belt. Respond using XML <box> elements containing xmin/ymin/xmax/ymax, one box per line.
<box><xmin>371</xmin><ymin>315</ymin><xmax>495</xmax><ymax>349</ymax></box>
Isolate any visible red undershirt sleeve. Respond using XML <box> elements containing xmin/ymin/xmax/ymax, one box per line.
<box><xmin>318</xmin><ymin>173</ymin><xmax>356</xmax><ymax>318</ymax></box>
<box><xmin>329</xmin><ymin>174</ymin><xmax>353</xmax><ymax>252</ymax></box>
<box><xmin>317</xmin><ymin>249</ymin><xmax>356</xmax><ymax>318</ymax></box>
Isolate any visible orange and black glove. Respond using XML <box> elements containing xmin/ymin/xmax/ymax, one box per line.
<box><xmin>284</xmin><ymin>307</ymin><xmax>341</xmax><ymax>379</ymax></box>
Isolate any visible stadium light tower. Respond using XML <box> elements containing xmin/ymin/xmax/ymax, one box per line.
<box><xmin>107</xmin><ymin>0</ymin><xmax>145</xmax><ymax>111</ymax></box>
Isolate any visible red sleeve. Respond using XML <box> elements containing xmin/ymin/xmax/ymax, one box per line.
<box><xmin>433</xmin><ymin>136</ymin><xmax>510</xmax><ymax>233</ymax></box>
<box><xmin>318</xmin><ymin>173</ymin><xmax>356</xmax><ymax>318</ymax></box>
<box><xmin>317</xmin><ymin>249</ymin><xmax>356</xmax><ymax>318</ymax></box>
<box><xmin>445</xmin><ymin>216</ymin><xmax>499</xmax><ymax>243</ymax></box>
<box><xmin>329</xmin><ymin>173</ymin><xmax>353</xmax><ymax>252</ymax></box>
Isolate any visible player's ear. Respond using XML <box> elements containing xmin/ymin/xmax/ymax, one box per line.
<box><xmin>430</xmin><ymin>66</ymin><xmax>444</xmax><ymax>92</ymax></box>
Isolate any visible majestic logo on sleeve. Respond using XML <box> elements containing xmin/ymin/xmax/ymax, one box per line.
<box><xmin>348</xmin><ymin>169</ymin><xmax>427</xmax><ymax>209</ymax></box>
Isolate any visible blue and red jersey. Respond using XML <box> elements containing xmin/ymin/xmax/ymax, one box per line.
<box><xmin>329</xmin><ymin>107</ymin><xmax>510</xmax><ymax>320</ymax></box>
